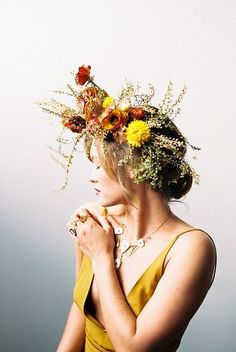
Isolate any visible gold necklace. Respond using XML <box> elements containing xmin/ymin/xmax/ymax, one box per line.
<box><xmin>114</xmin><ymin>208</ymin><xmax>172</xmax><ymax>270</ymax></box>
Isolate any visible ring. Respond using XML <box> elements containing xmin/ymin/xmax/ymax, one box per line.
<box><xmin>78</xmin><ymin>214</ymin><xmax>90</xmax><ymax>223</ymax></box>
<box><xmin>71</xmin><ymin>219</ymin><xmax>79</xmax><ymax>227</ymax></box>
<box><xmin>69</xmin><ymin>228</ymin><xmax>77</xmax><ymax>236</ymax></box>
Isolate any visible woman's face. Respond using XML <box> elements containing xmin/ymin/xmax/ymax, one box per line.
<box><xmin>89</xmin><ymin>144</ymin><xmax>126</xmax><ymax>207</ymax></box>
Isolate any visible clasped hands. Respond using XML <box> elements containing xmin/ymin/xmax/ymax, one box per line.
<box><xmin>67</xmin><ymin>205</ymin><xmax>115</xmax><ymax>264</ymax></box>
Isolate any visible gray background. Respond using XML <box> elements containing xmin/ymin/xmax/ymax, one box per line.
<box><xmin>0</xmin><ymin>0</ymin><xmax>235</xmax><ymax>351</ymax></box>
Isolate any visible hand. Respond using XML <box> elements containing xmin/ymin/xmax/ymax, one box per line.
<box><xmin>68</xmin><ymin>208</ymin><xmax>115</xmax><ymax>265</ymax></box>
<box><xmin>67</xmin><ymin>202</ymin><xmax>102</xmax><ymax>245</ymax></box>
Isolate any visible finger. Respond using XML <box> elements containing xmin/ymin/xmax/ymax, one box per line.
<box><xmin>95</xmin><ymin>214</ymin><xmax>114</xmax><ymax>235</ymax></box>
<box><xmin>78</xmin><ymin>208</ymin><xmax>112</xmax><ymax>232</ymax></box>
<box><xmin>100</xmin><ymin>206</ymin><xmax>108</xmax><ymax>217</ymax></box>
<box><xmin>68</xmin><ymin>210</ymin><xmax>86</xmax><ymax>224</ymax></box>
<box><xmin>67</xmin><ymin>218</ymin><xmax>78</xmax><ymax>229</ymax></box>
<box><xmin>72</xmin><ymin>205</ymin><xmax>108</xmax><ymax>221</ymax></box>
<box><xmin>69</xmin><ymin>227</ymin><xmax>77</xmax><ymax>235</ymax></box>
<box><xmin>68</xmin><ymin>218</ymin><xmax>83</xmax><ymax>238</ymax></box>
<box><xmin>69</xmin><ymin>233</ymin><xmax>80</xmax><ymax>243</ymax></box>
<box><xmin>76</xmin><ymin>209</ymin><xmax>102</xmax><ymax>226</ymax></box>
<box><xmin>72</xmin><ymin>206</ymin><xmax>90</xmax><ymax>219</ymax></box>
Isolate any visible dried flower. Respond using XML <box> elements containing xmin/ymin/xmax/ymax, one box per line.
<box><xmin>36</xmin><ymin>64</ymin><xmax>200</xmax><ymax>191</ymax></box>
<box><xmin>128</xmin><ymin>107</ymin><xmax>145</xmax><ymax>119</ymax></box>
<box><xmin>75</xmin><ymin>65</ymin><xmax>91</xmax><ymax>85</ymax></box>
<box><xmin>77</xmin><ymin>86</ymin><xmax>100</xmax><ymax>113</ymax></box>
<box><xmin>62</xmin><ymin>109</ymin><xmax>86</xmax><ymax>133</ymax></box>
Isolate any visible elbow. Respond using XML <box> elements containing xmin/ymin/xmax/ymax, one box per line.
<box><xmin>113</xmin><ymin>334</ymin><xmax>181</xmax><ymax>352</ymax></box>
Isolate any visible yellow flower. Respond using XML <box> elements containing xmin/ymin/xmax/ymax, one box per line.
<box><xmin>126</xmin><ymin>120</ymin><xmax>151</xmax><ymax>147</ymax></box>
<box><xmin>102</xmin><ymin>96</ymin><xmax>114</xmax><ymax>108</ymax></box>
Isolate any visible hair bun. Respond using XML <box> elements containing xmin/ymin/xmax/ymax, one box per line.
<box><xmin>168</xmin><ymin>174</ymin><xmax>193</xmax><ymax>200</ymax></box>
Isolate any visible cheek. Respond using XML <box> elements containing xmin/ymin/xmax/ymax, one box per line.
<box><xmin>101</xmin><ymin>175</ymin><xmax>123</xmax><ymax>195</ymax></box>
<box><xmin>104</xmin><ymin>179</ymin><xmax>120</xmax><ymax>192</ymax></box>
<box><xmin>99</xmin><ymin>171</ymin><xmax>116</xmax><ymax>187</ymax></box>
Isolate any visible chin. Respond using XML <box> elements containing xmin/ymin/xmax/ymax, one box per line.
<box><xmin>98</xmin><ymin>200</ymin><xmax>117</xmax><ymax>207</ymax></box>
<box><xmin>98</xmin><ymin>197</ymin><xmax>123</xmax><ymax>208</ymax></box>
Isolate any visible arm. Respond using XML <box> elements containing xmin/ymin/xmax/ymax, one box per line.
<box><xmin>56</xmin><ymin>302</ymin><xmax>85</xmax><ymax>352</ymax></box>
<box><xmin>92</xmin><ymin>231</ymin><xmax>216</xmax><ymax>352</ymax></box>
<box><xmin>56</xmin><ymin>220</ymin><xmax>86</xmax><ymax>352</ymax></box>
<box><xmin>56</xmin><ymin>201</ymin><xmax>108</xmax><ymax>351</ymax></box>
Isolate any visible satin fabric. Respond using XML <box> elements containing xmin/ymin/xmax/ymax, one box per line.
<box><xmin>73</xmin><ymin>228</ymin><xmax>215</xmax><ymax>351</ymax></box>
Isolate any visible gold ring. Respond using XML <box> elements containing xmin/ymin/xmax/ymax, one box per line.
<box><xmin>71</xmin><ymin>219</ymin><xmax>79</xmax><ymax>227</ymax></box>
<box><xmin>78</xmin><ymin>214</ymin><xmax>89</xmax><ymax>223</ymax></box>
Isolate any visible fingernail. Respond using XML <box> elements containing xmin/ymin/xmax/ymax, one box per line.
<box><xmin>101</xmin><ymin>207</ymin><xmax>107</xmax><ymax>217</ymax></box>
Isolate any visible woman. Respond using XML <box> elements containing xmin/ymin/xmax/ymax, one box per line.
<box><xmin>37</xmin><ymin>65</ymin><xmax>217</xmax><ymax>351</ymax></box>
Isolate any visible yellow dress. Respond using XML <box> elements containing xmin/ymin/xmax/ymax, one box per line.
<box><xmin>73</xmin><ymin>228</ymin><xmax>216</xmax><ymax>351</ymax></box>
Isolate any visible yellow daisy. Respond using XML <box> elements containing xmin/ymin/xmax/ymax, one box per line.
<box><xmin>126</xmin><ymin>120</ymin><xmax>151</xmax><ymax>147</ymax></box>
<box><xmin>102</xmin><ymin>96</ymin><xmax>114</xmax><ymax>108</ymax></box>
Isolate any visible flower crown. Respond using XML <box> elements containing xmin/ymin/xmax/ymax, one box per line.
<box><xmin>36</xmin><ymin>65</ymin><xmax>200</xmax><ymax>191</ymax></box>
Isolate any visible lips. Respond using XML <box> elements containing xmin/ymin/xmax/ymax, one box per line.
<box><xmin>95</xmin><ymin>188</ymin><xmax>101</xmax><ymax>193</ymax></box>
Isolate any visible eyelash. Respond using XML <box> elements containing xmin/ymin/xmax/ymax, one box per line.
<box><xmin>95</xmin><ymin>165</ymin><xmax>101</xmax><ymax>170</ymax></box>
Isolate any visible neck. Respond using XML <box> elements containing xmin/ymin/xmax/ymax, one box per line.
<box><xmin>120</xmin><ymin>186</ymin><xmax>174</xmax><ymax>242</ymax></box>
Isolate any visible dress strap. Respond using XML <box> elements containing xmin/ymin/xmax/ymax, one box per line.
<box><xmin>175</xmin><ymin>227</ymin><xmax>203</xmax><ymax>239</ymax></box>
<box><xmin>162</xmin><ymin>228</ymin><xmax>202</xmax><ymax>261</ymax></box>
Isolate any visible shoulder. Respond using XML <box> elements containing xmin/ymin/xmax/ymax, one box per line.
<box><xmin>165</xmin><ymin>229</ymin><xmax>217</xmax><ymax>290</ymax></box>
<box><xmin>175</xmin><ymin>228</ymin><xmax>216</xmax><ymax>260</ymax></box>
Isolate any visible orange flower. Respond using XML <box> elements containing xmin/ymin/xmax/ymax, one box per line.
<box><xmin>101</xmin><ymin>109</ymin><xmax>128</xmax><ymax>131</ymax></box>
<box><xmin>75</xmin><ymin>65</ymin><xmax>91</xmax><ymax>85</ymax></box>
<box><xmin>61</xmin><ymin>109</ymin><xmax>86</xmax><ymax>133</ymax></box>
<box><xmin>128</xmin><ymin>107</ymin><xmax>145</xmax><ymax>119</ymax></box>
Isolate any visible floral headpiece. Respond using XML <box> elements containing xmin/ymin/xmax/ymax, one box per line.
<box><xmin>36</xmin><ymin>65</ymin><xmax>200</xmax><ymax>191</ymax></box>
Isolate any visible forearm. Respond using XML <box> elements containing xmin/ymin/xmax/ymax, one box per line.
<box><xmin>56</xmin><ymin>302</ymin><xmax>85</xmax><ymax>352</ymax></box>
<box><xmin>92</xmin><ymin>255</ymin><xmax>138</xmax><ymax>351</ymax></box>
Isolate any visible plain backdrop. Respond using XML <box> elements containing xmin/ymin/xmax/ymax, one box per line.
<box><xmin>0</xmin><ymin>0</ymin><xmax>235</xmax><ymax>351</ymax></box>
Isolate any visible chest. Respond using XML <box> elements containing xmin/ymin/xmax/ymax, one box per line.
<box><xmin>85</xmin><ymin>236</ymin><xmax>174</xmax><ymax>320</ymax></box>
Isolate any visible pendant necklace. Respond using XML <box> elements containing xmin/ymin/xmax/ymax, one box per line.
<box><xmin>114</xmin><ymin>208</ymin><xmax>172</xmax><ymax>270</ymax></box>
